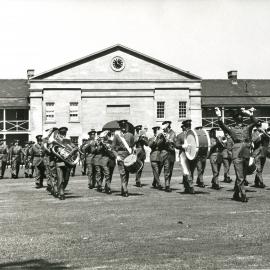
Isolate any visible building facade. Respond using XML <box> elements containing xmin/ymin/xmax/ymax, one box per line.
<box><xmin>0</xmin><ymin>80</ymin><xmax>30</xmax><ymax>145</ymax></box>
<box><xmin>29</xmin><ymin>45</ymin><xmax>202</xmax><ymax>142</ymax></box>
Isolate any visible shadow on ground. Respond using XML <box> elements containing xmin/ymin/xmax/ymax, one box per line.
<box><xmin>0</xmin><ymin>259</ymin><xmax>69</xmax><ymax>269</ymax></box>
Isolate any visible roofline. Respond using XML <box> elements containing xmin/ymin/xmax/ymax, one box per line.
<box><xmin>30</xmin><ymin>44</ymin><xmax>201</xmax><ymax>80</ymax></box>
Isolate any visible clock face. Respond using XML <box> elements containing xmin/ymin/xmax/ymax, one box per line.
<box><xmin>111</xmin><ymin>56</ymin><xmax>125</xmax><ymax>71</ymax></box>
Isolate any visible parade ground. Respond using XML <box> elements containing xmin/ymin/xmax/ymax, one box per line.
<box><xmin>1</xmin><ymin>162</ymin><xmax>270</xmax><ymax>270</ymax></box>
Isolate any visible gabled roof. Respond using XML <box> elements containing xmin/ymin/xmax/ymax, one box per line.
<box><xmin>0</xmin><ymin>80</ymin><xmax>29</xmax><ymax>108</ymax></box>
<box><xmin>31</xmin><ymin>44</ymin><xmax>201</xmax><ymax>80</ymax></box>
<box><xmin>202</xmin><ymin>79</ymin><xmax>270</xmax><ymax>106</ymax></box>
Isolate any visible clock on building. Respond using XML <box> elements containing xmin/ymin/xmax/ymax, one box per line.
<box><xmin>111</xmin><ymin>56</ymin><xmax>125</xmax><ymax>71</ymax></box>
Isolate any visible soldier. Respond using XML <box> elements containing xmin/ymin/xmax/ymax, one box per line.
<box><xmin>8</xmin><ymin>139</ymin><xmax>23</xmax><ymax>179</ymax></box>
<box><xmin>159</xmin><ymin>121</ymin><xmax>176</xmax><ymax>192</ymax></box>
<box><xmin>112</xmin><ymin>119</ymin><xmax>134</xmax><ymax>197</ymax></box>
<box><xmin>174</xmin><ymin>119</ymin><xmax>195</xmax><ymax>194</ymax></box>
<box><xmin>0</xmin><ymin>139</ymin><xmax>8</xmax><ymax>179</ymax></box>
<box><xmin>221</xmin><ymin>133</ymin><xmax>233</xmax><ymax>183</ymax></box>
<box><xmin>148</xmin><ymin>126</ymin><xmax>163</xmax><ymax>189</ymax></box>
<box><xmin>194</xmin><ymin>126</ymin><xmax>207</xmax><ymax>188</ymax></box>
<box><xmin>134</xmin><ymin>125</ymin><xmax>148</xmax><ymax>187</ymax></box>
<box><xmin>251</xmin><ymin>124</ymin><xmax>269</xmax><ymax>188</ymax></box>
<box><xmin>23</xmin><ymin>141</ymin><xmax>35</xmax><ymax>178</ymax></box>
<box><xmin>80</xmin><ymin>139</ymin><xmax>87</xmax><ymax>175</ymax></box>
<box><xmin>215</xmin><ymin>107</ymin><xmax>259</xmax><ymax>202</ymax></box>
<box><xmin>94</xmin><ymin>131</ymin><xmax>104</xmax><ymax>192</ymax></box>
<box><xmin>30</xmin><ymin>135</ymin><xmax>46</xmax><ymax>188</ymax></box>
<box><xmin>209</xmin><ymin>128</ymin><xmax>223</xmax><ymax>190</ymax></box>
<box><xmin>84</xmin><ymin>130</ymin><xmax>97</xmax><ymax>189</ymax></box>
<box><xmin>96</xmin><ymin>130</ymin><xmax>115</xmax><ymax>194</ymax></box>
<box><xmin>54</xmin><ymin>127</ymin><xmax>73</xmax><ymax>200</ymax></box>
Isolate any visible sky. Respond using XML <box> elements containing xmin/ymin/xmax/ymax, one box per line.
<box><xmin>0</xmin><ymin>0</ymin><xmax>269</xmax><ymax>79</ymax></box>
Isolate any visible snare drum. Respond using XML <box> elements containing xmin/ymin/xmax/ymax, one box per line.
<box><xmin>123</xmin><ymin>154</ymin><xmax>143</xmax><ymax>174</ymax></box>
<box><xmin>185</xmin><ymin>129</ymin><xmax>210</xmax><ymax>160</ymax></box>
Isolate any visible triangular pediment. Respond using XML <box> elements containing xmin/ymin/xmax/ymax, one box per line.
<box><xmin>31</xmin><ymin>44</ymin><xmax>201</xmax><ymax>81</ymax></box>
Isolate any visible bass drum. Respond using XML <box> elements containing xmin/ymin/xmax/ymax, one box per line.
<box><xmin>124</xmin><ymin>154</ymin><xmax>143</xmax><ymax>174</ymax></box>
<box><xmin>185</xmin><ymin>129</ymin><xmax>211</xmax><ymax>160</ymax></box>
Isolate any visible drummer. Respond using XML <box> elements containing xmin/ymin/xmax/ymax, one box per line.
<box><xmin>175</xmin><ymin>119</ymin><xmax>195</xmax><ymax>194</ymax></box>
<box><xmin>112</xmin><ymin>119</ymin><xmax>135</xmax><ymax>197</ymax></box>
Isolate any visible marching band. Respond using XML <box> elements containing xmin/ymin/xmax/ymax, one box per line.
<box><xmin>1</xmin><ymin>107</ymin><xmax>270</xmax><ymax>202</ymax></box>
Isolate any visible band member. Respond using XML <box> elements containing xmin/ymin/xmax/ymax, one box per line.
<box><xmin>251</xmin><ymin>124</ymin><xmax>269</xmax><ymax>188</ymax></box>
<box><xmin>112</xmin><ymin>119</ymin><xmax>134</xmax><ymax>197</ymax></box>
<box><xmin>30</xmin><ymin>135</ymin><xmax>46</xmax><ymax>188</ymax></box>
<box><xmin>8</xmin><ymin>139</ymin><xmax>23</xmax><ymax>179</ymax></box>
<box><xmin>84</xmin><ymin>130</ymin><xmax>97</xmax><ymax>189</ymax></box>
<box><xmin>80</xmin><ymin>139</ymin><xmax>87</xmax><ymax>175</ymax></box>
<box><xmin>134</xmin><ymin>125</ymin><xmax>148</xmax><ymax>187</ymax></box>
<box><xmin>209</xmin><ymin>128</ymin><xmax>223</xmax><ymax>190</ymax></box>
<box><xmin>159</xmin><ymin>121</ymin><xmax>176</xmax><ymax>192</ymax></box>
<box><xmin>0</xmin><ymin>139</ymin><xmax>8</xmax><ymax>179</ymax></box>
<box><xmin>221</xmin><ymin>134</ymin><xmax>233</xmax><ymax>183</ymax></box>
<box><xmin>94</xmin><ymin>131</ymin><xmax>103</xmax><ymax>192</ymax></box>
<box><xmin>96</xmin><ymin>130</ymin><xmax>115</xmax><ymax>194</ymax></box>
<box><xmin>23</xmin><ymin>141</ymin><xmax>35</xmax><ymax>178</ymax></box>
<box><xmin>54</xmin><ymin>127</ymin><xmax>73</xmax><ymax>200</ymax></box>
<box><xmin>194</xmin><ymin>126</ymin><xmax>207</xmax><ymax>188</ymax></box>
<box><xmin>174</xmin><ymin>119</ymin><xmax>195</xmax><ymax>194</ymax></box>
<box><xmin>215</xmin><ymin>107</ymin><xmax>259</xmax><ymax>202</ymax></box>
<box><xmin>148</xmin><ymin>126</ymin><xmax>163</xmax><ymax>189</ymax></box>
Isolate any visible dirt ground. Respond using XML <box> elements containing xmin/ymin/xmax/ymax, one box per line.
<box><xmin>1</xmin><ymin>160</ymin><xmax>270</xmax><ymax>270</ymax></box>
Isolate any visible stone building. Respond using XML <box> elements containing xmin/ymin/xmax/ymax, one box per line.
<box><xmin>29</xmin><ymin>44</ymin><xmax>202</xmax><ymax>142</ymax></box>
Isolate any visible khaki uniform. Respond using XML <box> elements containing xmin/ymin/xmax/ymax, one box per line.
<box><xmin>30</xmin><ymin>143</ymin><xmax>46</xmax><ymax>187</ymax></box>
<box><xmin>84</xmin><ymin>139</ymin><xmax>97</xmax><ymax>188</ymax></box>
<box><xmin>221</xmin><ymin>136</ymin><xmax>233</xmax><ymax>182</ymax></box>
<box><xmin>159</xmin><ymin>129</ymin><xmax>176</xmax><ymax>189</ymax></box>
<box><xmin>23</xmin><ymin>145</ymin><xmax>34</xmax><ymax>178</ymax></box>
<box><xmin>8</xmin><ymin>145</ymin><xmax>23</xmax><ymax>178</ymax></box>
<box><xmin>218</xmin><ymin>116</ymin><xmax>259</xmax><ymax>201</ymax></box>
<box><xmin>0</xmin><ymin>144</ymin><xmax>8</xmax><ymax>178</ymax></box>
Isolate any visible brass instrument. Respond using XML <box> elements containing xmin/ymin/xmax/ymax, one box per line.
<box><xmin>45</xmin><ymin>128</ymin><xmax>80</xmax><ymax>166</ymax></box>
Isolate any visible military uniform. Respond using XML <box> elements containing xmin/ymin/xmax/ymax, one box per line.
<box><xmin>0</xmin><ymin>140</ymin><xmax>8</xmax><ymax>179</ymax></box>
<box><xmin>134</xmin><ymin>126</ymin><xmax>148</xmax><ymax>187</ymax></box>
<box><xmin>96</xmin><ymin>134</ymin><xmax>115</xmax><ymax>193</ymax></box>
<box><xmin>30</xmin><ymin>137</ymin><xmax>46</xmax><ymax>188</ymax></box>
<box><xmin>221</xmin><ymin>135</ymin><xmax>233</xmax><ymax>183</ymax></box>
<box><xmin>112</xmin><ymin>121</ymin><xmax>134</xmax><ymax>197</ymax></box>
<box><xmin>23</xmin><ymin>143</ymin><xmax>34</xmax><ymax>178</ymax></box>
<box><xmin>252</xmin><ymin>129</ymin><xmax>269</xmax><ymax>188</ymax></box>
<box><xmin>80</xmin><ymin>140</ymin><xmax>87</xmax><ymax>175</ymax></box>
<box><xmin>209</xmin><ymin>130</ymin><xmax>223</xmax><ymax>189</ymax></box>
<box><xmin>148</xmin><ymin>127</ymin><xmax>163</xmax><ymax>188</ymax></box>
<box><xmin>8</xmin><ymin>141</ymin><xmax>23</xmax><ymax>179</ymax></box>
<box><xmin>84</xmin><ymin>131</ymin><xmax>97</xmax><ymax>189</ymax></box>
<box><xmin>218</xmin><ymin>113</ymin><xmax>259</xmax><ymax>202</ymax></box>
<box><xmin>159</xmin><ymin>122</ymin><xmax>176</xmax><ymax>192</ymax></box>
<box><xmin>175</xmin><ymin>130</ymin><xmax>194</xmax><ymax>192</ymax></box>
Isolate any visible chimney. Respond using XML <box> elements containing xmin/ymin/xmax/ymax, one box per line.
<box><xmin>27</xmin><ymin>69</ymin><xmax>35</xmax><ymax>82</ymax></box>
<box><xmin>227</xmin><ymin>70</ymin><xmax>237</xmax><ymax>84</ymax></box>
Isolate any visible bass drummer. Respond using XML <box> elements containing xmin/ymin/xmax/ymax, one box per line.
<box><xmin>112</xmin><ymin>119</ymin><xmax>134</xmax><ymax>197</ymax></box>
<box><xmin>175</xmin><ymin>119</ymin><xmax>195</xmax><ymax>194</ymax></box>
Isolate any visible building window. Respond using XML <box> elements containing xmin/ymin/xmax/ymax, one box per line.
<box><xmin>70</xmin><ymin>136</ymin><xmax>79</xmax><ymax>147</ymax></box>
<box><xmin>157</xmin><ymin>101</ymin><xmax>165</xmax><ymax>119</ymax></box>
<box><xmin>106</xmin><ymin>105</ymin><xmax>130</xmax><ymax>114</ymax></box>
<box><xmin>45</xmin><ymin>102</ymin><xmax>55</xmax><ymax>122</ymax></box>
<box><xmin>69</xmin><ymin>102</ymin><xmax>79</xmax><ymax>122</ymax></box>
<box><xmin>179</xmin><ymin>101</ymin><xmax>187</xmax><ymax>119</ymax></box>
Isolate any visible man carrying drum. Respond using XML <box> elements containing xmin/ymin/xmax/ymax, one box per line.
<box><xmin>175</xmin><ymin>119</ymin><xmax>195</xmax><ymax>194</ymax></box>
<box><xmin>215</xmin><ymin>107</ymin><xmax>259</xmax><ymax>202</ymax></box>
<box><xmin>112</xmin><ymin>119</ymin><xmax>134</xmax><ymax>197</ymax></box>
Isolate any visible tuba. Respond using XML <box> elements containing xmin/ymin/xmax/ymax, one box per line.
<box><xmin>46</xmin><ymin>129</ymin><xmax>80</xmax><ymax>167</ymax></box>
